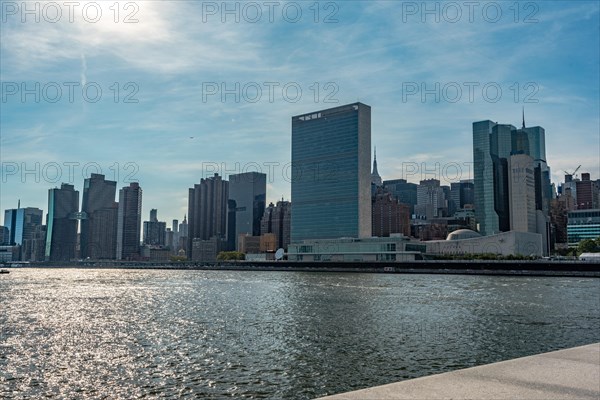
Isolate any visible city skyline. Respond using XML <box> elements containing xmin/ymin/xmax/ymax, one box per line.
<box><xmin>2</xmin><ymin>1</ymin><xmax>599</xmax><ymax>227</ymax></box>
<box><xmin>2</xmin><ymin>108</ymin><xmax>599</xmax><ymax>230</ymax></box>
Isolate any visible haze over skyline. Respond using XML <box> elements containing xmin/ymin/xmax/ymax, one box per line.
<box><xmin>2</xmin><ymin>1</ymin><xmax>599</xmax><ymax>226</ymax></box>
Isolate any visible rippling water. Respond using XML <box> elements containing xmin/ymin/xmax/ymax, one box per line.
<box><xmin>1</xmin><ymin>269</ymin><xmax>599</xmax><ymax>399</ymax></box>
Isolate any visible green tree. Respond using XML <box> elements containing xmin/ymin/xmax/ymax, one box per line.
<box><xmin>577</xmin><ymin>238</ymin><xmax>599</xmax><ymax>254</ymax></box>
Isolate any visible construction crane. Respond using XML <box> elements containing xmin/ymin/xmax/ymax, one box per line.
<box><xmin>564</xmin><ymin>165</ymin><xmax>582</xmax><ymax>178</ymax></box>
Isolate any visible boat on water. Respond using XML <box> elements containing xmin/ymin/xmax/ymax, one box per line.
<box><xmin>0</xmin><ymin>269</ymin><xmax>10</xmax><ymax>274</ymax></box>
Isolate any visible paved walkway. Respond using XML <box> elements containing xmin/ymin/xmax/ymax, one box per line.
<box><xmin>317</xmin><ymin>343</ymin><xmax>600</xmax><ymax>400</ymax></box>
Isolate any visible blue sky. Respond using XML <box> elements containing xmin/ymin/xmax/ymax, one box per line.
<box><xmin>1</xmin><ymin>0</ymin><xmax>599</xmax><ymax>226</ymax></box>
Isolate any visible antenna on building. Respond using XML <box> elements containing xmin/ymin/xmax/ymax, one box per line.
<box><xmin>18</xmin><ymin>199</ymin><xmax>20</xmax><ymax>209</ymax></box>
<box><xmin>522</xmin><ymin>107</ymin><xmax>526</xmax><ymax>129</ymax></box>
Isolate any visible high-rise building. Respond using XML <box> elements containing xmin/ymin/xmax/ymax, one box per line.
<box><xmin>508</xmin><ymin>154</ymin><xmax>536</xmax><ymax>233</ymax></box>
<box><xmin>291</xmin><ymin>102</ymin><xmax>371</xmax><ymax>242</ymax></box>
<box><xmin>473</xmin><ymin>116</ymin><xmax>552</xmax><ymax>255</ymax></box>
<box><xmin>143</xmin><ymin>209</ymin><xmax>166</xmax><ymax>245</ymax></box>
<box><xmin>383</xmin><ymin>179</ymin><xmax>418</xmax><ymax>215</ymax></box>
<box><xmin>415</xmin><ymin>179</ymin><xmax>447</xmax><ymax>219</ymax></box>
<box><xmin>171</xmin><ymin>219</ymin><xmax>179</xmax><ymax>251</ymax></box>
<box><xmin>227</xmin><ymin>172</ymin><xmax>267</xmax><ymax>250</ymax></box>
<box><xmin>3</xmin><ymin>209</ymin><xmax>17</xmax><ymax>245</ymax></box>
<box><xmin>116</xmin><ymin>182</ymin><xmax>142</xmax><ymax>260</ymax></box>
<box><xmin>260</xmin><ymin>200</ymin><xmax>291</xmax><ymax>250</ymax></box>
<box><xmin>45</xmin><ymin>183</ymin><xmax>79</xmax><ymax>261</ymax></box>
<box><xmin>3</xmin><ymin>206</ymin><xmax>43</xmax><ymax>246</ymax></box>
<box><xmin>372</xmin><ymin>188</ymin><xmax>410</xmax><ymax>237</ymax></box>
<box><xmin>371</xmin><ymin>148</ymin><xmax>382</xmax><ymax>186</ymax></box>
<box><xmin>80</xmin><ymin>173</ymin><xmax>117</xmax><ymax>259</ymax></box>
<box><xmin>450</xmin><ymin>180</ymin><xmax>474</xmax><ymax>213</ymax></box>
<box><xmin>177</xmin><ymin>215</ymin><xmax>188</xmax><ymax>253</ymax></box>
<box><xmin>22</xmin><ymin>224</ymin><xmax>47</xmax><ymax>262</ymax></box>
<box><xmin>188</xmin><ymin>173</ymin><xmax>228</xmax><ymax>259</ymax></box>
<box><xmin>149</xmin><ymin>209</ymin><xmax>158</xmax><ymax>222</ymax></box>
<box><xmin>576</xmin><ymin>173</ymin><xmax>599</xmax><ymax>210</ymax></box>
<box><xmin>0</xmin><ymin>226</ymin><xmax>9</xmax><ymax>245</ymax></box>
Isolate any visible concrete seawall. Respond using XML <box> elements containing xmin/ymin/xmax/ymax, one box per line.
<box><xmin>316</xmin><ymin>343</ymin><xmax>600</xmax><ymax>400</ymax></box>
<box><xmin>12</xmin><ymin>260</ymin><xmax>600</xmax><ymax>277</ymax></box>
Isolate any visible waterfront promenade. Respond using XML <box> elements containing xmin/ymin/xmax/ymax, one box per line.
<box><xmin>317</xmin><ymin>343</ymin><xmax>600</xmax><ymax>400</ymax></box>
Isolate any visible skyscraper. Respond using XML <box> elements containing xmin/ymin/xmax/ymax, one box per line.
<box><xmin>177</xmin><ymin>215</ymin><xmax>188</xmax><ymax>253</ymax></box>
<box><xmin>415</xmin><ymin>179</ymin><xmax>447</xmax><ymax>219</ymax></box>
<box><xmin>80</xmin><ymin>173</ymin><xmax>117</xmax><ymax>259</ymax></box>
<box><xmin>473</xmin><ymin>116</ymin><xmax>552</xmax><ymax>254</ymax></box>
<box><xmin>116</xmin><ymin>182</ymin><xmax>142</xmax><ymax>260</ymax></box>
<box><xmin>3</xmin><ymin>206</ymin><xmax>43</xmax><ymax>246</ymax></box>
<box><xmin>227</xmin><ymin>172</ymin><xmax>266</xmax><ymax>250</ymax></box>
<box><xmin>371</xmin><ymin>148</ymin><xmax>382</xmax><ymax>186</ymax></box>
<box><xmin>187</xmin><ymin>173</ymin><xmax>228</xmax><ymax>258</ymax></box>
<box><xmin>372</xmin><ymin>188</ymin><xmax>410</xmax><ymax>237</ymax></box>
<box><xmin>576</xmin><ymin>173</ymin><xmax>599</xmax><ymax>209</ymax></box>
<box><xmin>509</xmin><ymin>154</ymin><xmax>536</xmax><ymax>233</ymax></box>
<box><xmin>291</xmin><ymin>102</ymin><xmax>371</xmax><ymax>242</ymax></box>
<box><xmin>450</xmin><ymin>180</ymin><xmax>474</xmax><ymax>211</ymax></box>
<box><xmin>383</xmin><ymin>179</ymin><xmax>418</xmax><ymax>215</ymax></box>
<box><xmin>45</xmin><ymin>183</ymin><xmax>79</xmax><ymax>261</ymax></box>
<box><xmin>143</xmin><ymin>209</ymin><xmax>166</xmax><ymax>245</ymax></box>
<box><xmin>260</xmin><ymin>200</ymin><xmax>292</xmax><ymax>250</ymax></box>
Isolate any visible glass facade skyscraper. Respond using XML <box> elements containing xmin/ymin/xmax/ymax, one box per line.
<box><xmin>3</xmin><ymin>207</ymin><xmax>43</xmax><ymax>246</ymax></box>
<box><xmin>227</xmin><ymin>172</ymin><xmax>266</xmax><ymax>250</ymax></box>
<box><xmin>45</xmin><ymin>183</ymin><xmax>79</xmax><ymax>261</ymax></box>
<box><xmin>291</xmin><ymin>102</ymin><xmax>371</xmax><ymax>242</ymax></box>
<box><xmin>473</xmin><ymin>121</ymin><xmax>515</xmax><ymax>235</ymax></box>
<box><xmin>473</xmin><ymin>118</ymin><xmax>552</xmax><ymax>254</ymax></box>
<box><xmin>80</xmin><ymin>173</ymin><xmax>118</xmax><ymax>259</ymax></box>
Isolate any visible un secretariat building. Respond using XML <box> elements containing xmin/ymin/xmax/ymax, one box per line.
<box><xmin>291</xmin><ymin>102</ymin><xmax>372</xmax><ymax>243</ymax></box>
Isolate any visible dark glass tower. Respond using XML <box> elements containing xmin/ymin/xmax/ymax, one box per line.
<box><xmin>80</xmin><ymin>173</ymin><xmax>117</xmax><ymax>259</ymax></box>
<box><xmin>116</xmin><ymin>182</ymin><xmax>142</xmax><ymax>260</ymax></box>
<box><xmin>45</xmin><ymin>183</ymin><xmax>79</xmax><ymax>261</ymax></box>
<box><xmin>227</xmin><ymin>172</ymin><xmax>266</xmax><ymax>250</ymax></box>
<box><xmin>3</xmin><ymin>207</ymin><xmax>43</xmax><ymax>246</ymax></box>
<box><xmin>291</xmin><ymin>102</ymin><xmax>372</xmax><ymax>242</ymax></box>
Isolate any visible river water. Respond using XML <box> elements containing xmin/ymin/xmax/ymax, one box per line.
<box><xmin>1</xmin><ymin>269</ymin><xmax>598</xmax><ymax>399</ymax></box>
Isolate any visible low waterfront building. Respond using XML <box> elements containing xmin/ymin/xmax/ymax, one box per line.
<box><xmin>141</xmin><ymin>245</ymin><xmax>171</xmax><ymax>262</ymax></box>
<box><xmin>238</xmin><ymin>234</ymin><xmax>261</xmax><ymax>254</ymax></box>
<box><xmin>287</xmin><ymin>236</ymin><xmax>420</xmax><ymax>262</ymax></box>
<box><xmin>191</xmin><ymin>237</ymin><xmax>226</xmax><ymax>263</ymax></box>
<box><xmin>567</xmin><ymin>209</ymin><xmax>600</xmax><ymax>246</ymax></box>
<box><xmin>425</xmin><ymin>230</ymin><xmax>543</xmax><ymax>257</ymax></box>
<box><xmin>0</xmin><ymin>245</ymin><xmax>21</xmax><ymax>262</ymax></box>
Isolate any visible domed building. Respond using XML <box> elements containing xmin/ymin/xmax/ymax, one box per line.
<box><xmin>446</xmin><ymin>229</ymin><xmax>481</xmax><ymax>241</ymax></box>
<box><xmin>426</xmin><ymin>230</ymin><xmax>543</xmax><ymax>257</ymax></box>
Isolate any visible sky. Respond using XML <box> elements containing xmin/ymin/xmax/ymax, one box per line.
<box><xmin>1</xmin><ymin>0</ymin><xmax>599</xmax><ymax>227</ymax></box>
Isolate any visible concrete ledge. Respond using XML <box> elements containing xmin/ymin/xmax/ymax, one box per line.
<box><xmin>316</xmin><ymin>343</ymin><xmax>600</xmax><ymax>400</ymax></box>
